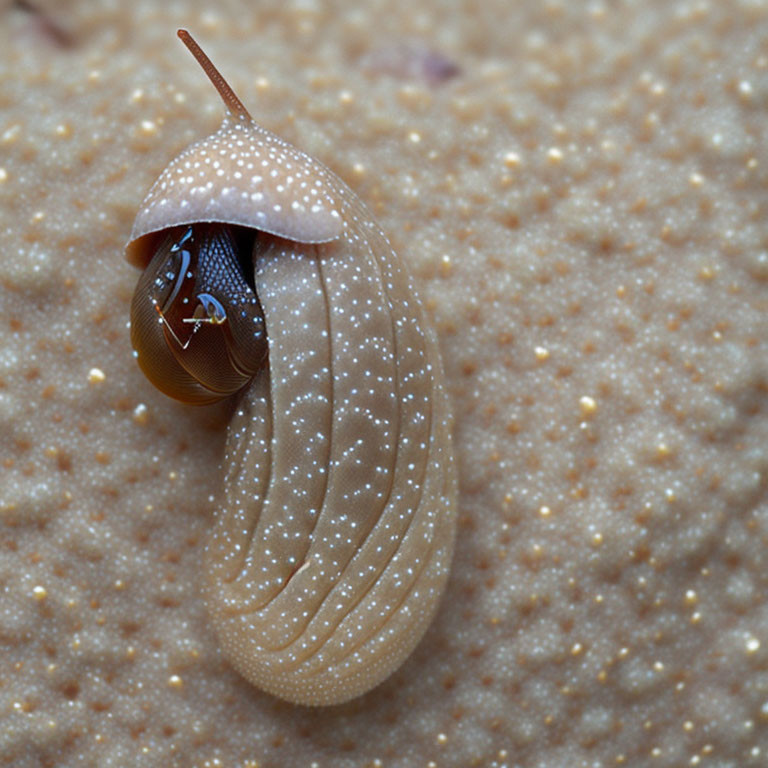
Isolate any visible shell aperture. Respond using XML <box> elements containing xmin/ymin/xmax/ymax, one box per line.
<box><xmin>130</xmin><ymin>223</ymin><xmax>267</xmax><ymax>404</ymax></box>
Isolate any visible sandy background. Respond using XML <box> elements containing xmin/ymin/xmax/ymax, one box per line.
<box><xmin>1</xmin><ymin>1</ymin><xmax>767</xmax><ymax>766</ymax></box>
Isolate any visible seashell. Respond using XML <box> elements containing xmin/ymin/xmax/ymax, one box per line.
<box><xmin>125</xmin><ymin>29</ymin><xmax>458</xmax><ymax>706</ymax></box>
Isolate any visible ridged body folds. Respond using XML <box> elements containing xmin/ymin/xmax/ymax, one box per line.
<box><xmin>126</xmin><ymin>32</ymin><xmax>457</xmax><ymax>706</ymax></box>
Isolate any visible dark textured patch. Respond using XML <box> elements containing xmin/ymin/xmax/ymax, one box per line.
<box><xmin>360</xmin><ymin>42</ymin><xmax>460</xmax><ymax>86</ymax></box>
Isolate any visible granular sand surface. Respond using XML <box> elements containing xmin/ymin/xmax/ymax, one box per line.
<box><xmin>1</xmin><ymin>1</ymin><xmax>767</xmax><ymax>766</ymax></box>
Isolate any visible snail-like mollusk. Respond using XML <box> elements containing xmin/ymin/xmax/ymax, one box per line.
<box><xmin>126</xmin><ymin>30</ymin><xmax>458</xmax><ymax>706</ymax></box>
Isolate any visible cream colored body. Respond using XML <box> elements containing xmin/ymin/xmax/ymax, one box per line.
<box><xmin>126</xmin><ymin>33</ymin><xmax>458</xmax><ymax>705</ymax></box>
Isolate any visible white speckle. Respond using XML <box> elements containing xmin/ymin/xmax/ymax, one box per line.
<box><xmin>88</xmin><ymin>368</ymin><xmax>106</xmax><ymax>385</ymax></box>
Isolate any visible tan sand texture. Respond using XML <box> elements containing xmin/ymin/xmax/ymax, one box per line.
<box><xmin>1</xmin><ymin>0</ymin><xmax>767</xmax><ymax>766</ymax></box>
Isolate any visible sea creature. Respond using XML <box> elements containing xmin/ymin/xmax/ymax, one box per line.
<box><xmin>125</xmin><ymin>30</ymin><xmax>458</xmax><ymax>706</ymax></box>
